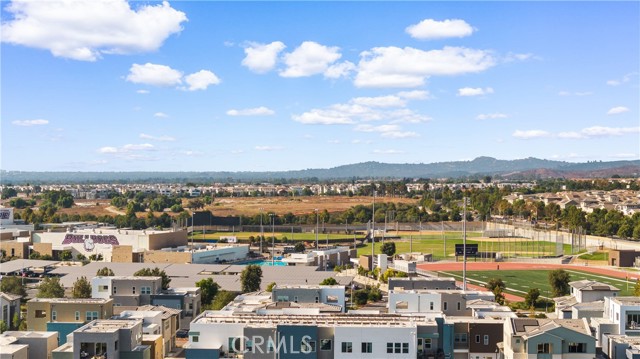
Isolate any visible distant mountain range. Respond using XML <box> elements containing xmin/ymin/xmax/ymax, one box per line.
<box><xmin>1</xmin><ymin>157</ymin><xmax>639</xmax><ymax>184</ymax></box>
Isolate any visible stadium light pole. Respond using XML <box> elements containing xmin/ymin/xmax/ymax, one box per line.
<box><xmin>315</xmin><ymin>209</ymin><xmax>319</xmax><ymax>250</ymax></box>
<box><xmin>270</xmin><ymin>213</ymin><xmax>275</xmax><ymax>265</ymax></box>
<box><xmin>463</xmin><ymin>197</ymin><xmax>468</xmax><ymax>291</ymax></box>
<box><xmin>259</xmin><ymin>208</ymin><xmax>264</xmax><ymax>255</ymax></box>
<box><xmin>372</xmin><ymin>190</ymin><xmax>376</xmax><ymax>268</ymax></box>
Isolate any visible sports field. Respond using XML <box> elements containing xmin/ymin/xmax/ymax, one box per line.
<box><xmin>436</xmin><ymin>269</ymin><xmax>638</xmax><ymax>298</ymax></box>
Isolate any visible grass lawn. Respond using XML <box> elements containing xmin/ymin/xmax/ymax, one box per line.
<box><xmin>578</xmin><ymin>251</ymin><xmax>609</xmax><ymax>261</ymax></box>
<box><xmin>357</xmin><ymin>235</ymin><xmax>568</xmax><ymax>259</ymax></box>
<box><xmin>436</xmin><ymin>269</ymin><xmax>637</xmax><ymax>298</ymax></box>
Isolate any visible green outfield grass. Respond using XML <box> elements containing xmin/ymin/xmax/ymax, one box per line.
<box><xmin>356</xmin><ymin>237</ymin><xmax>571</xmax><ymax>259</ymax></box>
<box><xmin>436</xmin><ymin>269</ymin><xmax>637</xmax><ymax>298</ymax></box>
<box><xmin>578</xmin><ymin>251</ymin><xmax>609</xmax><ymax>261</ymax></box>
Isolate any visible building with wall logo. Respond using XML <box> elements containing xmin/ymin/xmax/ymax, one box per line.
<box><xmin>32</xmin><ymin>228</ymin><xmax>188</xmax><ymax>261</ymax></box>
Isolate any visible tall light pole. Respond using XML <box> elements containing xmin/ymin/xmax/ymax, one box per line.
<box><xmin>270</xmin><ymin>213</ymin><xmax>275</xmax><ymax>265</ymax></box>
<box><xmin>463</xmin><ymin>197</ymin><xmax>468</xmax><ymax>291</ymax></box>
<box><xmin>259</xmin><ymin>208</ymin><xmax>264</xmax><ymax>255</ymax></box>
<box><xmin>372</xmin><ymin>190</ymin><xmax>376</xmax><ymax>268</ymax></box>
<box><xmin>315</xmin><ymin>209</ymin><xmax>319</xmax><ymax>250</ymax></box>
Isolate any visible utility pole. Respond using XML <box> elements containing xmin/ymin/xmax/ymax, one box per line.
<box><xmin>259</xmin><ymin>208</ymin><xmax>264</xmax><ymax>255</ymax></box>
<box><xmin>270</xmin><ymin>214</ymin><xmax>275</xmax><ymax>265</ymax></box>
<box><xmin>315</xmin><ymin>209</ymin><xmax>319</xmax><ymax>250</ymax></box>
<box><xmin>372</xmin><ymin>190</ymin><xmax>376</xmax><ymax>269</ymax></box>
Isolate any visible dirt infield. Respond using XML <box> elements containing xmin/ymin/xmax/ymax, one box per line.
<box><xmin>417</xmin><ymin>261</ymin><xmax>639</xmax><ymax>302</ymax></box>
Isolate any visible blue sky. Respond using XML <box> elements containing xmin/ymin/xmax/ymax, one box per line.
<box><xmin>2</xmin><ymin>1</ymin><xmax>638</xmax><ymax>172</ymax></box>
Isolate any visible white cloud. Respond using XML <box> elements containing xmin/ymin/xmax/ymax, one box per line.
<box><xmin>476</xmin><ymin>113</ymin><xmax>508</xmax><ymax>120</ymax></box>
<box><xmin>512</xmin><ymin>130</ymin><xmax>550</xmax><ymax>139</ymax></box>
<box><xmin>139</xmin><ymin>133</ymin><xmax>175</xmax><ymax>142</ymax></box>
<box><xmin>1</xmin><ymin>0</ymin><xmax>186</xmax><ymax>61</ymax></box>
<box><xmin>389</xmin><ymin>109</ymin><xmax>432</xmax><ymax>124</ymax></box>
<box><xmin>355</xmin><ymin>124</ymin><xmax>401</xmax><ymax>133</ymax></box>
<box><xmin>405</xmin><ymin>19</ymin><xmax>474</xmax><ymax>40</ymax></box>
<box><xmin>183</xmin><ymin>70</ymin><xmax>221</xmax><ymax>91</ymax></box>
<box><xmin>324</xmin><ymin>61</ymin><xmax>356</xmax><ymax>79</ymax></box>
<box><xmin>181</xmin><ymin>150</ymin><xmax>203</xmax><ymax>156</ymax></box>
<box><xmin>127</xmin><ymin>63</ymin><xmax>182</xmax><ymax>87</ymax></box>
<box><xmin>328</xmin><ymin>139</ymin><xmax>341</xmax><ymax>144</ymax></box>
<box><xmin>557</xmin><ymin>131</ymin><xmax>585</xmax><ymax>139</ymax></box>
<box><xmin>381</xmin><ymin>131</ymin><xmax>419</xmax><ymax>138</ymax></box>
<box><xmin>558</xmin><ymin>91</ymin><xmax>593</xmax><ymax>96</ymax></box>
<box><xmin>398</xmin><ymin>90</ymin><xmax>431</xmax><ymax>100</ymax></box>
<box><xmin>136</xmin><ymin>89</ymin><xmax>150</xmax><ymax>94</ymax></box>
<box><xmin>373</xmin><ymin>149</ymin><xmax>404</xmax><ymax>154</ymax></box>
<box><xmin>504</xmin><ymin>52</ymin><xmax>534</xmax><ymax>62</ymax></box>
<box><xmin>611</xmin><ymin>153</ymin><xmax>639</xmax><ymax>159</ymax></box>
<box><xmin>280</xmin><ymin>41</ymin><xmax>342</xmax><ymax>78</ymax></box>
<box><xmin>606</xmin><ymin>72</ymin><xmax>638</xmax><ymax>86</ymax></box>
<box><xmin>351</xmin><ymin>95</ymin><xmax>406</xmax><ymax>108</ymax></box>
<box><xmin>226</xmin><ymin>107</ymin><xmax>275</xmax><ymax>116</ymax></box>
<box><xmin>292</xmin><ymin>110</ymin><xmax>354</xmax><ymax>125</ymax></box>
<box><xmin>98</xmin><ymin>143</ymin><xmax>154</xmax><ymax>154</ymax></box>
<box><xmin>255</xmin><ymin>146</ymin><xmax>283</xmax><ymax>151</ymax></box>
<box><xmin>580</xmin><ymin>126</ymin><xmax>639</xmax><ymax>137</ymax></box>
<box><xmin>607</xmin><ymin>106</ymin><xmax>629</xmax><ymax>115</ymax></box>
<box><xmin>457</xmin><ymin>87</ymin><xmax>494</xmax><ymax>96</ymax></box>
<box><xmin>241</xmin><ymin>41</ymin><xmax>286</xmax><ymax>73</ymax></box>
<box><xmin>12</xmin><ymin>119</ymin><xmax>49</xmax><ymax>126</ymax></box>
<box><xmin>154</xmin><ymin>112</ymin><xmax>169</xmax><ymax>118</ymax></box>
<box><xmin>355</xmin><ymin>46</ymin><xmax>495</xmax><ymax>88</ymax></box>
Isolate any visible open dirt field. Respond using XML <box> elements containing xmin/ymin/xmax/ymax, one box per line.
<box><xmin>209</xmin><ymin>196</ymin><xmax>417</xmax><ymax>216</ymax></box>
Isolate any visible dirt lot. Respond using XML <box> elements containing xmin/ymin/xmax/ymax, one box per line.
<box><xmin>54</xmin><ymin>196</ymin><xmax>418</xmax><ymax>218</ymax></box>
<box><xmin>208</xmin><ymin>195</ymin><xmax>416</xmax><ymax>216</ymax></box>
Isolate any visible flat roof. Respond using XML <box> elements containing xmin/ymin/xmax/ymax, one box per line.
<box><xmin>28</xmin><ymin>298</ymin><xmax>112</xmax><ymax>304</ymax></box>
<box><xmin>79</xmin><ymin>319</ymin><xmax>140</xmax><ymax>333</ymax></box>
<box><xmin>611</xmin><ymin>296</ymin><xmax>640</xmax><ymax>305</ymax></box>
<box><xmin>0</xmin><ymin>259</ymin><xmax>59</xmax><ymax>273</ymax></box>
<box><xmin>193</xmin><ymin>312</ymin><xmax>435</xmax><ymax>328</ymax></box>
<box><xmin>1</xmin><ymin>331</ymin><xmax>58</xmax><ymax>339</ymax></box>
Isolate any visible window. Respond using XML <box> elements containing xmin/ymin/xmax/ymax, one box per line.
<box><xmin>132</xmin><ymin>286</ymin><xmax>136</xmax><ymax>294</ymax></box>
<box><xmin>245</xmin><ymin>340</ymin><xmax>253</xmax><ymax>352</ymax></box>
<box><xmin>444</xmin><ymin>302</ymin><xmax>448</xmax><ymax>310</ymax></box>
<box><xmin>75</xmin><ymin>311</ymin><xmax>80</xmax><ymax>321</ymax></box>
<box><xmin>537</xmin><ymin>343</ymin><xmax>550</xmax><ymax>353</ymax></box>
<box><xmin>402</xmin><ymin>343</ymin><xmax>409</xmax><ymax>354</ymax></box>
<box><xmin>362</xmin><ymin>342</ymin><xmax>372</xmax><ymax>353</ymax></box>
<box><xmin>454</xmin><ymin>333</ymin><xmax>467</xmax><ymax>343</ymax></box>
<box><xmin>457</xmin><ymin>302</ymin><xmax>461</xmax><ymax>310</ymax></box>
<box><xmin>35</xmin><ymin>310</ymin><xmax>47</xmax><ymax>318</ymax></box>
<box><xmin>424</xmin><ymin>338</ymin><xmax>432</xmax><ymax>349</ymax></box>
<box><xmin>327</xmin><ymin>295</ymin><xmax>338</xmax><ymax>303</ymax></box>
<box><xmin>115</xmin><ymin>340</ymin><xmax>118</xmax><ymax>350</ymax></box>
<box><xmin>627</xmin><ymin>313</ymin><xmax>640</xmax><ymax>329</ymax></box>
<box><xmin>86</xmin><ymin>311</ymin><xmax>98</xmax><ymax>321</ymax></box>
<box><xmin>192</xmin><ymin>336</ymin><xmax>199</xmax><ymax>343</ymax></box>
<box><xmin>98</xmin><ymin>285</ymin><xmax>108</xmax><ymax>292</ymax></box>
<box><xmin>396</xmin><ymin>301</ymin><xmax>409</xmax><ymax>309</ymax></box>
<box><xmin>475</xmin><ymin>335</ymin><xmax>480</xmax><ymax>343</ymax></box>
<box><xmin>320</xmin><ymin>339</ymin><xmax>332</xmax><ymax>351</ymax></box>
<box><xmin>516</xmin><ymin>339</ymin><xmax>520</xmax><ymax>344</ymax></box>
<box><xmin>484</xmin><ymin>335</ymin><xmax>489</xmax><ymax>345</ymax></box>
<box><xmin>141</xmin><ymin>286</ymin><xmax>151</xmax><ymax>294</ymax></box>
<box><xmin>395</xmin><ymin>343</ymin><xmax>401</xmax><ymax>353</ymax></box>
<box><xmin>430</xmin><ymin>302</ymin><xmax>434</xmax><ymax>310</ymax></box>
<box><xmin>113</xmin><ymin>286</ymin><xmax>117</xmax><ymax>294</ymax></box>
<box><xmin>568</xmin><ymin>343</ymin><xmax>586</xmax><ymax>353</ymax></box>
<box><xmin>294</xmin><ymin>296</ymin><xmax>298</xmax><ymax>303</ymax></box>
<box><xmin>387</xmin><ymin>342</ymin><xmax>394</xmax><ymax>354</ymax></box>
<box><xmin>341</xmin><ymin>342</ymin><xmax>352</xmax><ymax>353</ymax></box>
<box><xmin>52</xmin><ymin>311</ymin><xmax>57</xmax><ymax>321</ymax></box>
<box><xmin>302</xmin><ymin>340</ymin><xmax>316</xmax><ymax>353</ymax></box>
<box><xmin>315</xmin><ymin>296</ymin><xmax>319</xmax><ymax>303</ymax></box>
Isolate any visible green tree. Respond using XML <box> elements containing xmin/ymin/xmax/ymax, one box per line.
<box><xmin>12</xmin><ymin>313</ymin><xmax>21</xmax><ymax>330</ymax></box>
<box><xmin>134</xmin><ymin>267</ymin><xmax>171</xmax><ymax>290</ymax></box>
<box><xmin>294</xmin><ymin>242</ymin><xmax>306</xmax><ymax>253</ymax></box>
<box><xmin>240</xmin><ymin>264</ymin><xmax>262</xmax><ymax>293</ymax></box>
<box><xmin>59</xmin><ymin>250</ymin><xmax>73</xmax><ymax>261</ymax></box>
<box><xmin>380</xmin><ymin>269</ymin><xmax>407</xmax><ymax>283</ymax></box>
<box><xmin>1</xmin><ymin>187</ymin><xmax>18</xmax><ymax>199</ymax></box>
<box><xmin>485</xmin><ymin>278</ymin><xmax>506</xmax><ymax>293</ymax></box>
<box><xmin>634</xmin><ymin>279</ymin><xmax>640</xmax><ymax>296</ymax></box>
<box><xmin>1</xmin><ymin>276</ymin><xmax>26</xmax><ymax>297</ymax></box>
<box><xmin>525</xmin><ymin>288</ymin><xmax>541</xmax><ymax>308</ymax></box>
<box><xmin>266</xmin><ymin>282</ymin><xmax>276</xmax><ymax>292</ymax></box>
<box><xmin>380</xmin><ymin>242</ymin><xmax>396</xmax><ymax>257</ymax></box>
<box><xmin>37</xmin><ymin>277</ymin><xmax>65</xmax><ymax>298</ymax></box>
<box><xmin>96</xmin><ymin>267</ymin><xmax>114</xmax><ymax>276</ymax></box>
<box><xmin>72</xmin><ymin>276</ymin><xmax>92</xmax><ymax>298</ymax></box>
<box><xmin>0</xmin><ymin>320</ymin><xmax>7</xmax><ymax>333</ymax></box>
<box><xmin>320</xmin><ymin>277</ymin><xmax>338</xmax><ymax>285</ymax></box>
<box><xmin>548</xmin><ymin>269</ymin><xmax>571</xmax><ymax>297</ymax></box>
<box><xmin>210</xmin><ymin>290</ymin><xmax>237</xmax><ymax>310</ymax></box>
<box><xmin>196</xmin><ymin>278</ymin><xmax>220</xmax><ymax>306</ymax></box>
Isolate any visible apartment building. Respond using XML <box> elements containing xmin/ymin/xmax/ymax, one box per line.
<box><xmin>271</xmin><ymin>285</ymin><xmax>346</xmax><ymax>313</ymax></box>
<box><xmin>0</xmin><ymin>292</ymin><xmax>21</xmax><ymax>329</ymax></box>
<box><xmin>443</xmin><ymin>317</ymin><xmax>504</xmax><ymax>359</ymax></box>
<box><xmin>150</xmin><ymin>287</ymin><xmax>201</xmax><ymax>329</ymax></box>
<box><xmin>501</xmin><ymin>318</ymin><xmax>596</xmax><ymax>359</ymax></box>
<box><xmin>387</xmin><ymin>290</ymin><xmax>495</xmax><ymax>315</ymax></box>
<box><xmin>51</xmin><ymin>319</ymin><xmax>149</xmax><ymax>359</ymax></box>
<box><xmin>0</xmin><ymin>331</ymin><xmax>58</xmax><ymax>359</ymax></box>
<box><xmin>92</xmin><ymin>276</ymin><xmax>162</xmax><ymax>306</ymax></box>
<box><xmin>26</xmin><ymin>298</ymin><xmax>113</xmax><ymax>345</ymax></box>
<box><xmin>114</xmin><ymin>305</ymin><xmax>180</xmax><ymax>358</ymax></box>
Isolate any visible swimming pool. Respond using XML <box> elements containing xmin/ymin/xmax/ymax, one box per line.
<box><xmin>241</xmin><ymin>259</ymin><xmax>288</xmax><ymax>266</ymax></box>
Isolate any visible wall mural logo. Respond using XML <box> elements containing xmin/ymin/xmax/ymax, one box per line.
<box><xmin>62</xmin><ymin>234</ymin><xmax>119</xmax><ymax>252</ymax></box>
<box><xmin>0</xmin><ymin>210</ymin><xmax>11</xmax><ymax>219</ymax></box>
